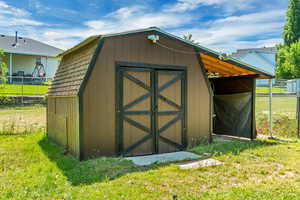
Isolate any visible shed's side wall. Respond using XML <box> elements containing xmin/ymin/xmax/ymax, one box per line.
<box><xmin>82</xmin><ymin>32</ymin><xmax>211</xmax><ymax>158</ymax></box>
<box><xmin>47</xmin><ymin>96</ymin><xmax>80</xmax><ymax>158</ymax></box>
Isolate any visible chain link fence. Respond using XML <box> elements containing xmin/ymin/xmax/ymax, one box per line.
<box><xmin>0</xmin><ymin>76</ymin><xmax>51</xmax><ymax>104</ymax></box>
<box><xmin>256</xmin><ymin>79</ymin><xmax>299</xmax><ymax>139</ymax></box>
<box><xmin>0</xmin><ymin>76</ymin><xmax>49</xmax><ymax>133</ymax></box>
<box><xmin>0</xmin><ymin>76</ymin><xmax>299</xmax><ymax>138</ymax></box>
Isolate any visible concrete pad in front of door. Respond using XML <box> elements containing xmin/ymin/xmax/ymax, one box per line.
<box><xmin>125</xmin><ymin>151</ymin><xmax>201</xmax><ymax>166</ymax></box>
<box><xmin>178</xmin><ymin>158</ymin><xmax>224</xmax><ymax>170</ymax></box>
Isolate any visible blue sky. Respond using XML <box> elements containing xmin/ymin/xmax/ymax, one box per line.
<box><xmin>0</xmin><ymin>0</ymin><xmax>288</xmax><ymax>52</ymax></box>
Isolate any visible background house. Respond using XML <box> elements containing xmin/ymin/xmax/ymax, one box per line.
<box><xmin>232</xmin><ymin>47</ymin><xmax>276</xmax><ymax>86</ymax></box>
<box><xmin>0</xmin><ymin>33</ymin><xmax>63</xmax><ymax>83</ymax></box>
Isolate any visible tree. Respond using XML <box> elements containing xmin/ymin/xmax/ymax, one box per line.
<box><xmin>283</xmin><ymin>0</ymin><xmax>300</xmax><ymax>46</ymax></box>
<box><xmin>0</xmin><ymin>49</ymin><xmax>8</xmax><ymax>84</ymax></box>
<box><xmin>183</xmin><ymin>34</ymin><xmax>199</xmax><ymax>44</ymax></box>
<box><xmin>276</xmin><ymin>40</ymin><xmax>300</xmax><ymax>79</ymax></box>
<box><xmin>276</xmin><ymin>0</ymin><xmax>300</xmax><ymax>79</ymax></box>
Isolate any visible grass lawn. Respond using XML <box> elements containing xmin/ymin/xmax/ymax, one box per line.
<box><xmin>0</xmin><ymin>102</ymin><xmax>299</xmax><ymax>199</ymax></box>
<box><xmin>255</xmin><ymin>96</ymin><xmax>298</xmax><ymax>138</ymax></box>
<box><xmin>1</xmin><ymin>133</ymin><xmax>300</xmax><ymax>199</ymax></box>
<box><xmin>256</xmin><ymin>96</ymin><xmax>296</xmax><ymax>118</ymax></box>
<box><xmin>0</xmin><ymin>84</ymin><xmax>49</xmax><ymax>96</ymax></box>
<box><xmin>256</xmin><ymin>86</ymin><xmax>288</xmax><ymax>94</ymax></box>
<box><xmin>0</xmin><ymin>105</ymin><xmax>46</xmax><ymax>134</ymax></box>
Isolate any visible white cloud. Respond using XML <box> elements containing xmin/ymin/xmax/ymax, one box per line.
<box><xmin>163</xmin><ymin>0</ymin><xmax>255</xmax><ymax>14</ymax></box>
<box><xmin>0</xmin><ymin>1</ymin><xmax>30</xmax><ymax>17</ymax></box>
<box><xmin>0</xmin><ymin>0</ymin><xmax>286</xmax><ymax>53</ymax></box>
<box><xmin>88</xmin><ymin>6</ymin><xmax>191</xmax><ymax>30</ymax></box>
<box><xmin>0</xmin><ymin>17</ymin><xmax>43</xmax><ymax>26</ymax></box>
<box><xmin>0</xmin><ymin>0</ymin><xmax>43</xmax><ymax>27</ymax></box>
<box><xmin>106</xmin><ymin>6</ymin><xmax>143</xmax><ymax>19</ymax></box>
<box><xmin>36</xmin><ymin>6</ymin><xmax>193</xmax><ymax>49</ymax></box>
<box><xmin>172</xmin><ymin>9</ymin><xmax>285</xmax><ymax>52</ymax></box>
<box><xmin>29</xmin><ymin>0</ymin><xmax>79</xmax><ymax>19</ymax></box>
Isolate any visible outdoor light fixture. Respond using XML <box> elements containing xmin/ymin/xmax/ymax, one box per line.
<box><xmin>147</xmin><ymin>35</ymin><xmax>160</xmax><ymax>43</ymax></box>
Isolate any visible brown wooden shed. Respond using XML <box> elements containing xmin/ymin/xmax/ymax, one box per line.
<box><xmin>47</xmin><ymin>27</ymin><xmax>273</xmax><ymax>160</ymax></box>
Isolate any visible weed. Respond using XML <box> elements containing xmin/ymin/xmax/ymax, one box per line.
<box><xmin>256</xmin><ymin>114</ymin><xmax>298</xmax><ymax>138</ymax></box>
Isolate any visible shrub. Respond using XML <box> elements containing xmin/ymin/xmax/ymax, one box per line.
<box><xmin>0</xmin><ymin>96</ymin><xmax>18</xmax><ymax>106</ymax></box>
<box><xmin>42</xmin><ymin>96</ymin><xmax>48</xmax><ymax>105</ymax></box>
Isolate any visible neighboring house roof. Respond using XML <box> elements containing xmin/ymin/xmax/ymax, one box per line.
<box><xmin>231</xmin><ymin>47</ymin><xmax>277</xmax><ymax>76</ymax></box>
<box><xmin>232</xmin><ymin>47</ymin><xmax>276</xmax><ymax>58</ymax></box>
<box><xmin>0</xmin><ymin>34</ymin><xmax>63</xmax><ymax>57</ymax></box>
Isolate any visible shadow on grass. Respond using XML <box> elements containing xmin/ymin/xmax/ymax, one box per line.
<box><xmin>38</xmin><ymin>135</ymin><xmax>281</xmax><ymax>186</ymax></box>
<box><xmin>38</xmin><ymin>137</ymin><xmax>147</xmax><ymax>186</ymax></box>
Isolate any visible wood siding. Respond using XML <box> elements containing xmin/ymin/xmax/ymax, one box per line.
<box><xmin>82</xmin><ymin>32</ymin><xmax>211</xmax><ymax>158</ymax></box>
<box><xmin>210</xmin><ymin>76</ymin><xmax>255</xmax><ymax>95</ymax></box>
<box><xmin>47</xmin><ymin>96</ymin><xmax>80</xmax><ymax>158</ymax></box>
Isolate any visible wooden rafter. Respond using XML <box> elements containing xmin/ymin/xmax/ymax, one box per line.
<box><xmin>201</xmin><ymin>53</ymin><xmax>248</xmax><ymax>73</ymax></box>
<box><xmin>199</xmin><ymin>53</ymin><xmax>258</xmax><ymax>78</ymax></box>
<box><xmin>205</xmin><ymin>65</ymin><xmax>234</xmax><ymax>76</ymax></box>
<box><xmin>202</xmin><ymin>59</ymin><xmax>248</xmax><ymax>74</ymax></box>
<box><xmin>204</xmin><ymin>63</ymin><xmax>240</xmax><ymax>75</ymax></box>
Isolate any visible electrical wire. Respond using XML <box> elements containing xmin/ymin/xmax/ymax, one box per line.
<box><xmin>155</xmin><ymin>41</ymin><xmax>200</xmax><ymax>55</ymax></box>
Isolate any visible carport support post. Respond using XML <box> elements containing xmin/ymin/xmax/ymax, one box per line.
<box><xmin>269</xmin><ymin>79</ymin><xmax>273</xmax><ymax>138</ymax></box>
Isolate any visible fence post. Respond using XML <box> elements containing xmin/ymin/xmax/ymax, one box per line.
<box><xmin>297</xmin><ymin>79</ymin><xmax>300</xmax><ymax>138</ymax></box>
<box><xmin>269</xmin><ymin>79</ymin><xmax>273</xmax><ymax>138</ymax></box>
<box><xmin>21</xmin><ymin>76</ymin><xmax>24</xmax><ymax>105</ymax></box>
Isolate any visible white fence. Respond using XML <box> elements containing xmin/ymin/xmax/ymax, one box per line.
<box><xmin>6</xmin><ymin>76</ymin><xmax>53</xmax><ymax>85</ymax></box>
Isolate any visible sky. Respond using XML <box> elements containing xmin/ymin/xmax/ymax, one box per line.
<box><xmin>0</xmin><ymin>0</ymin><xmax>289</xmax><ymax>53</ymax></box>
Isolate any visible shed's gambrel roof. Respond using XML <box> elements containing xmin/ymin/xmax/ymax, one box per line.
<box><xmin>48</xmin><ymin>27</ymin><xmax>274</xmax><ymax>97</ymax></box>
<box><xmin>48</xmin><ymin>38</ymin><xmax>100</xmax><ymax>96</ymax></box>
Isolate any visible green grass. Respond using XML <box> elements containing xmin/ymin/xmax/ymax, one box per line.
<box><xmin>0</xmin><ymin>84</ymin><xmax>49</xmax><ymax>96</ymax></box>
<box><xmin>256</xmin><ymin>86</ymin><xmax>288</xmax><ymax>94</ymax></box>
<box><xmin>255</xmin><ymin>96</ymin><xmax>298</xmax><ymax>138</ymax></box>
<box><xmin>0</xmin><ymin>105</ymin><xmax>46</xmax><ymax>134</ymax></box>
<box><xmin>1</xmin><ymin>132</ymin><xmax>300</xmax><ymax>199</ymax></box>
<box><xmin>256</xmin><ymin>96</ymin><xmax>296</xmax><ymax>118</ymax></box>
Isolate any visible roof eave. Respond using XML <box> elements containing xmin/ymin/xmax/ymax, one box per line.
<box><xmin>4</xmin><ymin>50</ymin><xmax>57</xmax><ymax>57</ymax></box>
<box><xmin>57</xmin><ymin>35</ymin><xmax>101</xmax><ymax>58</ymax></box>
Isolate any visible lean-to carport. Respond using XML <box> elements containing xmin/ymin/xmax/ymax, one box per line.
<box><xmin>199</xmin><ymin>52</ymin><xmax>273</xmax><ymax>139</ymax></box>
<box><xmin>197</xmin><ymin>52</ymin><xmax>274</xmax><ymax>139</ymax></box>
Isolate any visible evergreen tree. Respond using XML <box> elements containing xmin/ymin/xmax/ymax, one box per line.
<box><xmin>283</xmin><ymin>0</ymin><xmax>300</xmax><ymax>46</ymax></box>
<box><xmin>276</xmin><ymin>0</ymin><xmax>300</xmax><ymax>78</ymax></box>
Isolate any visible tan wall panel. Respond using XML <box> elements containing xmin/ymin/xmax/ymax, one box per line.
<box><xmin>82</xmin><ymin>32</ymin><xmax>211</xmax><ymax>158</ymax></box>
<box><xmin>47</xmin><ymin>96</ymin><xmax>80</xmax><ymax>158</ymax></box>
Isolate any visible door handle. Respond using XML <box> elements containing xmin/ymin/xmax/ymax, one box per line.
<box><xmin>153</xmin><ymin>105</ymin><xmax>158</xmax><ymax>113</ymax></box>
